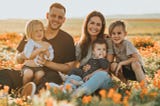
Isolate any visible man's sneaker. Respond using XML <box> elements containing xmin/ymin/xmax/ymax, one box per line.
<box><xmin>21</xmin><ymin>82</ymin><xmax>36</xmax><ymax>98</ymax></box>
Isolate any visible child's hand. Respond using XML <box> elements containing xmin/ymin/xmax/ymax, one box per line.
<box><xmin>44</xmin><ymin>50</ymin><xmax>50</xmax><ymax>60</ymax></box>
<box><xmin>39</xmin><ymin>47</ymin><xmax>47</xmax><ymax>53</ymax></box>
<box><xmin>82</xmin><ymin>64</ymin><xmax>91</xmax><ymax>72</ymax></box>
<box><xmin>36</xmin><ymin>54</ymin><xmax>47</xmax><ymax>66</ymax></box>
<box><xmin>70</xmin><ymin>79</ymin><xmax>83</xmax><ymax>86</ymax></box>
<box><xmin>83</xmin><ymin>74</ymin><xmax>92</xmax><ymax>81</ymax></box>
<box><xmin>115</xmin><ymin>63</ymin><xmax>122</xmax><ymax>76</ymax></box>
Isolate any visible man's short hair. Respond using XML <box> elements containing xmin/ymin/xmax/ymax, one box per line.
<box><xmin>49</xmin><ymin>2</ymin><xmax>66</xmax><ymax>14</ymax></box>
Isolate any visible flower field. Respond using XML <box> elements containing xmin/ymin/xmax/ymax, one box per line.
<box><xmin>0</xmin><ymin>33</ymin><xmax>160</xmax><ymax>106</ymax></box>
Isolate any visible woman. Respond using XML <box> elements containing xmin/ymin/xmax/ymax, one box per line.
<box><xmin>72</xmin><ymin>11</ymin><xmax>113</xmax><ymax>97</ymax></box>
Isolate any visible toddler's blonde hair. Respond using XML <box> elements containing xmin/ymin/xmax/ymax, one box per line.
<box><xmin>25</xmin><ymin>20</ymin><xmax>44</xmax><ymax>40</ymax></box>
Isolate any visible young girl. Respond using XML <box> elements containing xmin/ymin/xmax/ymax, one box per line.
<box><xmin>20</xmin><ymin>20</ymin><xmax>54</xmax><ymax>85</ymax></box>
<box><xmin>109</xmin><ymin>20</ymin><xmax>145</xmax><ymax>83</ymax></box>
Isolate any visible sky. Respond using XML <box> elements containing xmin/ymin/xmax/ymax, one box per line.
<box><xmin>0</xmin><ymin>0</ymin><xmax>160</xmax><ymax>19</ymax></box>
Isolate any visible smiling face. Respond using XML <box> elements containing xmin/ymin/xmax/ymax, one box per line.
<box><xmin>110</xmin><ymin>25</ymin><xmax>127</xmax><ymax>45</ymax></box>
<box><xmin>87</xmin><ymin>16</ymin><xmax>103</xmax><ymax>39</ymax></box>
<box><xmin>92</xmin><ymin>43</ymin><xmax>107</xmax><ymax>59</ymax></box>
<box><xmin>31</xmin><ymin>24</ymin><xmax>44</xmax><ymax>41</ymax></box>
<box><xmin>47</xmin><ymin>7</ymin><xmax>65</xmax><ymax>30</ymax></box>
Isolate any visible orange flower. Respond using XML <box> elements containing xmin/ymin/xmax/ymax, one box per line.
<box><xmin>107</xmin><ymin>88</ymin><xmax>114</xmax><ymax>98</ymax></box>
<box><xmin>149</xmin><ymin>92</ymin><xmax>158</xmax><ymax>97</ymax></box>
<box><xmin>141</xmin><ymin>88</ymin><xmax>148</xmax><ymax>95</ymax></box>
<box><xmin>45</xmin><ymin>82</ymin><xmax>51</xmax><ymax>90</ymax></box>
<box><xmin>112</xmin><ymin>93</ymin><xmax>122</xmax><ymax>103</ymax></box>
<box><xmin>46</xmin><ymin>97</ymin><xmax>53</xmax><ymax>106</ymax></box>
<box><xmin>139</xmin><ymin>80</ymin><xmax>145</xmax><ymax>88</ymax></box>
<box><xmin>53</xmin><ymin>87</ymin><xmax>58</xmax><ymax>94</ymax></box>
<box><xmin>15</xmin><ymin>98</ymin><xmax>23</xmax><ymax>105</ymax></box>
<box><xmin>140</xmin><ymin>88</ymin><xmax>148</xmax><ymax>99</ymax></box>
<box><xmin>158</xmin><ymin>80</ymin><xmax>160</xmax><ymax>89</ymax></box>
<box><xmin>99</xmin><ymin>89</ymin><xmax>107</xmax><ymax>98</ymax></box>
<box><xmin>123</xmin><ymin>96</ymin><xmax>129</xmax><ymax>106</ymax></box>
<box><xmin>153</xmin><ymin>79</ymin><xmax>158</xmax><ymax>87</ymax></box>
<box><xmin>133</xmin><ymin>83</ymin><xmax>139</xmax><ymax>89</ymax></box>
<box><xmin>82</xmin><ymin>95</ymin><xmax>92</xmax><ymax>104</ymax></box>
<box><xmin>125</xmin><ymin>90</ymin><xmax>131</xmax><ymax>96</ymax></box>
<box><xmin>157</xmin><ymin>70</ymin><xmax>160</xmax><ymax>76</ymax></box>
<box><xmin>65</xmin><ymin>84</ymin><xmax>71</xmax><ymax>91</ymax></box>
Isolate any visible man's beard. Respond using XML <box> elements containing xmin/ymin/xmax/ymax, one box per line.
<box><xmin>50</xmin><ymin>23</ymin><xmax>62</xmax><ymax>30</ymax></box>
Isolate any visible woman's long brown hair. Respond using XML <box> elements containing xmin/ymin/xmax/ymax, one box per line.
<box><xmin>79</xmin><ymin>11</ymin><xmax>106</xmax><ymax>60</ymax></box>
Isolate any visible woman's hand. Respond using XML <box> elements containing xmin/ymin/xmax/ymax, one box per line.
<box><xmin>82</xmin><ymin>64</ymin><xmax>91</xmax><ymax>72</ymax></box>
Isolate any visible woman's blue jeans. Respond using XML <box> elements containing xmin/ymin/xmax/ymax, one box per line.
<box><xmin>75</xmin><ymin>71</ymin><xmax>113</xmax><ymax>95</ymax></box>
<box><xmin>49</xmin><ymin>71</ymin><xmax>113</xmax><ymax>95</ymax></box>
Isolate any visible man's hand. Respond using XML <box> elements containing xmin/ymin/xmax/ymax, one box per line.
<box><xmin>16</xmin><ymin>52</ymin><xmax>26</xmax><ymax>64</ymax></box>
<box><xmin>36</xmin><ymin>54</ymin><xmax>47</xmax><ymax>66</ymax></box>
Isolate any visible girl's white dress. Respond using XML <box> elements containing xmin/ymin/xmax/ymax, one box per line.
<box><xmin>24</xmin><ymin>39</ymin><xmax>54</xmax><ymax>66</ymax></box>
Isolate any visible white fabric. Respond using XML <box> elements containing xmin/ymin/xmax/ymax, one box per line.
<box><xmin>24</xmin><ymin>39</ymin><xmax>54</xmax><ymax>66</ymax></box>
<box><xmin>24</xmin><ymin>39</ymin><xmax>36</xmax><ymax>58</ymax></box>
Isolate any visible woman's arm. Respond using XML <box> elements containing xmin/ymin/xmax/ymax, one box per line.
<box><xmin>107</xmin><ymin>54</ymin><xmax>114</xmax><ymax>63</ymax></box>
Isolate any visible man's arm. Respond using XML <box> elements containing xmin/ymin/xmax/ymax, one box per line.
<box><xmin>45</xmin><ymin>61</ymin><xmax>76</xmax><ymax>74</ymax></box>
<box><xmin>36</xmin><ymin>55</ymin><xmax>77</xmax><ymax>74</ymax></box>
<box><xmin>16</xmin><ymin>52</ymin><xmax>26</xmax><ymax>64</ymax></box>
<box><xmin>16</xmin><ymin>35</ymin><xmax>27</xmax><ymax>64</ymax></box>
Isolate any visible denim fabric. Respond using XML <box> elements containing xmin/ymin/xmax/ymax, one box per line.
<box><xmin>75</xmin><ymin>71</ymin><xmax>113</xmax><ymax>95</ymax></box>
<box><xmin>64</xmin><ymin>74</ymin><xmax>83</xmax><ymax>89</ymax></box>
<box><xmin>49</xmin><ymin>74</ymin><xmax>83</xmax><ymax>89</ymax></box>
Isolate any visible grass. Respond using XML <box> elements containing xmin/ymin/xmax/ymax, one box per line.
<box><xmin>0</xmin><ymin>18</ymin><xmax>160</xmax><ymax>37</ymax></box>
